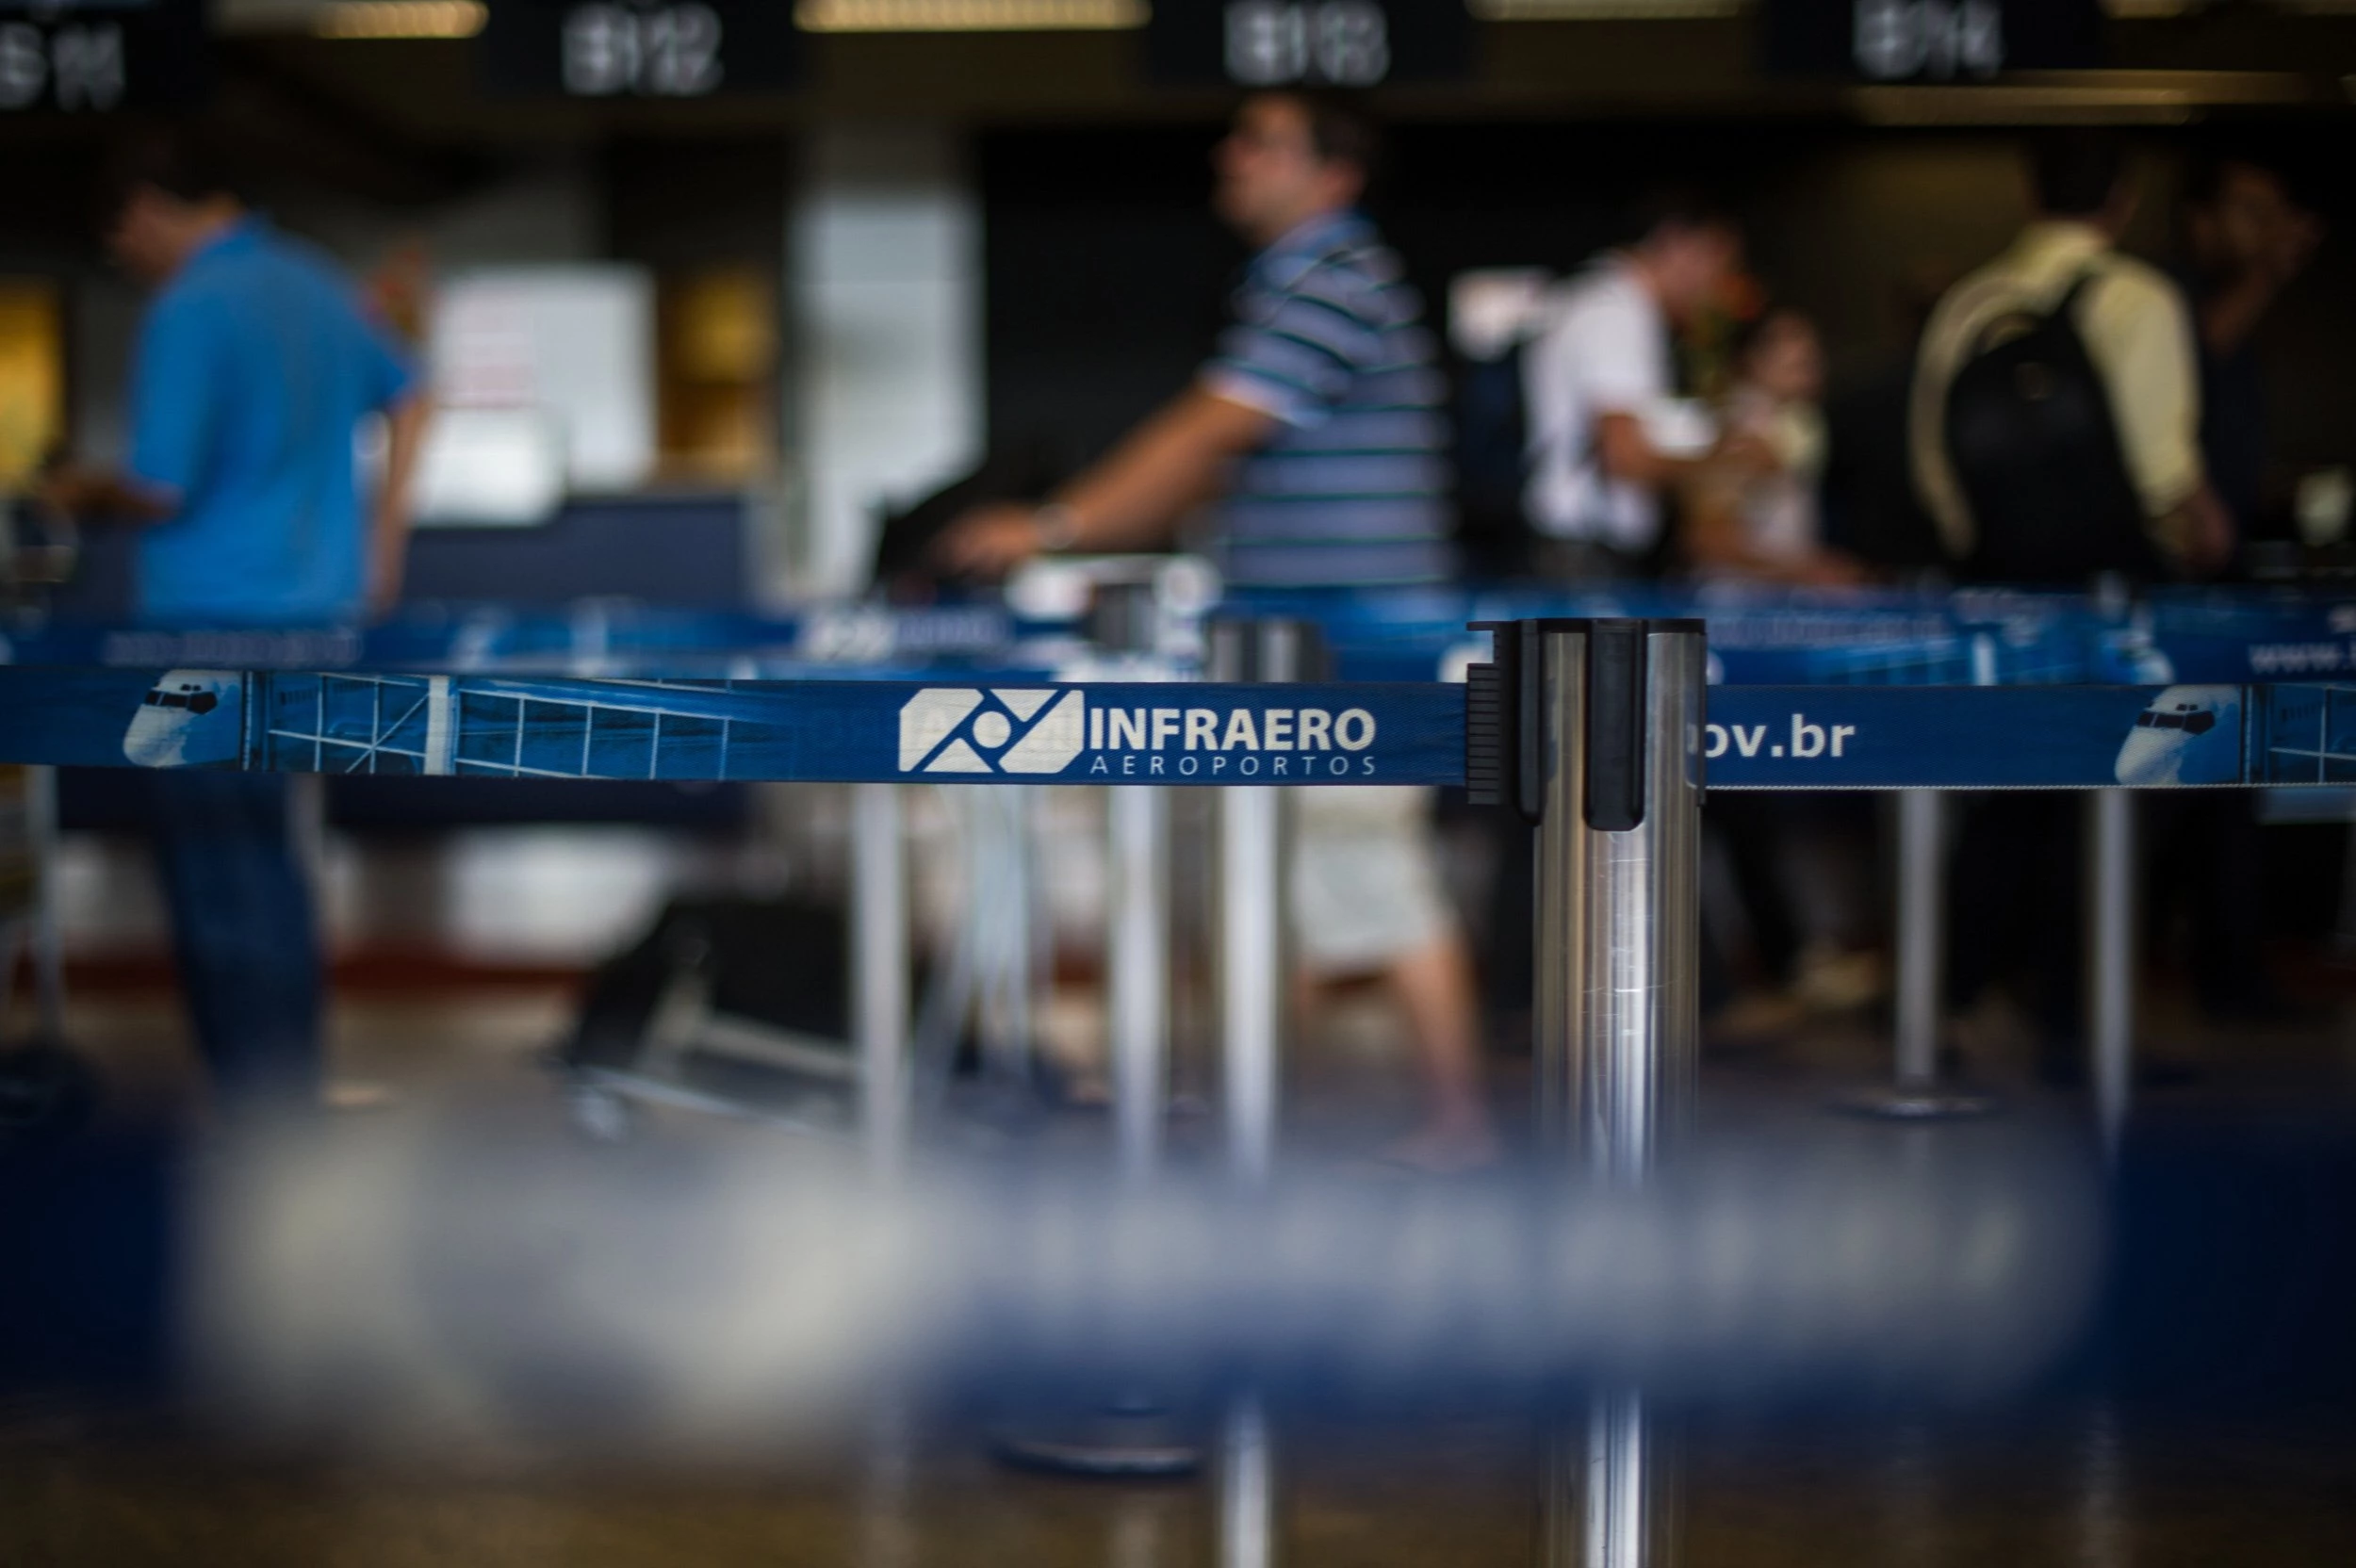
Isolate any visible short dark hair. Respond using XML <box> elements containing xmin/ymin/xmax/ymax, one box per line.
<box><xmin>2183</xmin><ymin>148</ymin><xmax>2293</xmax><ymax>211</ymax></box>
<box><xmin>98</xmin><ymin>132</ymin><xmax>236</xmax><ymax>224</ymax></box>
<box><xmin>2029</xmin><ymin>128</ymin><xmax>2128</xmax><ymax>219</ymax></box>
<box><xmin>1732</xmin><ymin>304</ymin><xmax>1812</xmax><ymax>366</ymax></box>
<box><xmin>1633</xmin><ymin>184</ymin><xmax>1739</xmax><ymax>246</ymax></box>
<box><xmin>1261</xmin><ymin>88</ymin><xmax>1383</xmax><ymax>186</ymax></box>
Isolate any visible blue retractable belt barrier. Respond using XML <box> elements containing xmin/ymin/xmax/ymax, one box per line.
<box><xmin>10</xmin><ymin>587</ymin><xmax>2356</xmax><ymax>689</ymax></box>
<box><xmin>1228</xmin><ymin>584</ymin><xmax>2356</xmax><ymax>687</ymax></box>
<box><xmin>3</xmin><ymin>663</ymin><xmax>2350</xmax><ymax>792</ymax></box>
<box><xmin>0</xmin><ymin>603</ymin><xmax>1033</xmax><ymax>678</ymax></box>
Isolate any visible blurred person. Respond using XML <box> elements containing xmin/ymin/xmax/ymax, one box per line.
<box><xmin>1682</xmin><ymin>308</ymin><xmax>1879</xmax><ymax>1027</ymax></box>
<box><xmin>40</xmin><ymin>137</ymin><xmax>428</xmax><ymax>1114</ymax></box>
<box><xmin>2179</xmin><ymin>153</ymin><xmax>2320</xmax><ymax>543</ymax></box>
<box><xmin>1520</xmin><ymin>190</ymin><xmax>1770</xmax><ymax>580</ymax></box>
<box><xmin>1682</xmin><ymin>308</ymin><xmax>1865</xmax><ymax>587</ymax></box>
<box><xmin>1487</xmin><ymin>191</ymin><xmax>1770</xmax><ymax>1049</ymax></box>
<box><xmin>2142</xmin><ymin>155</ymin><xmax>2322</xmax><ymax>1024</ymax></box>
<box><xmin>1912</xmin><ymin>131</ymin><xmax>2228</xmax><ymax>1076</ymax></box>
<box><xmin>937</xmin><ymin>91</ymin><xmax>1495</xmax><ymax>1170</ymax></box>
<box><xmin>1910</xmin><ymin>127</ymin><xmax>2232</xmax><ymax>585</ymax></box>
<box><xmin>1819</xmin><ymin>266</ymin><xmax>1953</xmax><ymax>572</ymax></box>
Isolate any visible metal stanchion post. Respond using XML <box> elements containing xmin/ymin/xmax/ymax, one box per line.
<box><xmin>852</xmin><ymin>793</ymin><xmax>915</xmax><ymax>1568</ymax></box>
<box><xmin>1840</xmin><ymin>789</ymin><xmax>1991</xmax><ymax>1120</ymax></box>
<box><xmin>975</xmin><ymin>786</ymin><xmax>1039</xmax><ymax>1096</ymax></box>
<box><xmin>990</xmin><ymin>585</ymin><xmax>1191</xmax><ymax>1478</ymax></box>
<box><xmin>853</xmin><ymin>782</ymin><xmax>909</xmax><ymax>1179</ymax></box>
<box><xmin>1476</xmin><ymin>618</ymin><xmax>1702</xmax><ymax>1568</ymax></box>
<box><xmin>1219</xmin><ymin>1391</ymin><xmax>1276</xmax><ymax>1568</ymax></box>
<box><xmin>1109</xmin><ymin>785</ymin><xmax>1170</xmax><ymax>1184</ymax></box>
<box><xmin>2086</xmin><ymin>788</ymin><xmax>2135</xmax><ymax>1160</ymax></box>
<box><xmin>1528</xmin><ymin>619</ymin><xmax>1701</xmax><ymax>1183</ymax></box>
<box><xmin>1209</xmin><ymin>617</ymin><xmax>1317</xmax><ymax>1186</ymax></box>
<box><xmin>25</xmin><ymin>764</ymin><xmax>65</xmax><ymax>1040</ymax></box>
<box><xmin>1208</xmin><ymin>617</ymin><xmax>1320</xmax><ymax>1568</ymax></box>
<box><xmin>1219</xmin><ymin>780</ymin><xmax>1283</xmax><ymax>1186</ymax></box>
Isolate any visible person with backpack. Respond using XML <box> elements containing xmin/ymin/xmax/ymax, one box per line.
<box><xmin>1910</xmin><ymin>129</ymin><xmax>2233</xmax><ymax>584</ymax></box>
<box><xmin>1913</xmin><ymin>131</ymin><xmax>2235</xmax><ymax>1084</ymax></box>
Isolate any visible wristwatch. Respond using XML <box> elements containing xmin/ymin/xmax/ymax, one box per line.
<box><xmin>1034</xmin><ymin>502</ymin><xmax>1084</xmax><ymax>554</ymax></box>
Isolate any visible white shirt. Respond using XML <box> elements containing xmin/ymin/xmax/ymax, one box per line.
<box><xmin>1521</xmin><ymin>257</ymin><xmax>1680</xmax><ymax>553</ymax></box>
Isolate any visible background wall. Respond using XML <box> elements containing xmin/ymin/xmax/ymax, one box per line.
<box><xmin>981</xmin><ymin>117</ymin><xmax>2356</xmax><ymax>538</ymax></box>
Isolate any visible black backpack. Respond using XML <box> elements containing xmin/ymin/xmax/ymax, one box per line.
<box><xmin>1451</xmin><ymin>339</ymin><xmax>1536</xmax><ymax>580</ymax></box>
<box><xmin>1943</xmin><ymin>269</ymin><xmax>2166</xmax><ymax>584</ymax></box>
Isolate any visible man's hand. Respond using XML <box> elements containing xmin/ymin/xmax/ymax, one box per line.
<box><xmin>36</xmin><ymin>464</ymin><xmax>173</xmax><ymax>525</ymax></box>
<box><xmin>1710</xmin><ymin>428</ymin><xmax>1782</xmax><ymax>479</ymax></box>
<box><xmin>1791</xmin><ymin>551</ymin><xmax>1871</xmax><ymax>588</ymax></box>
<box><xmin>367</xmin><ymin>394</ymin><xmax>430</xmax><ymax>621</ymax></box>
<box><xmin>2184</xmin><ymin>488</ymin><xmax>2237</xmax><ymax>577</ymax></box>
<box><xmin>934</xmin><ymin>502</ymin><xmax>1050</xmax><ymax>580</ymax></box>
<box><xmin>367</xmin><ymin>535</ymin><xmax>406</xmax><ymax>620</ymax></box>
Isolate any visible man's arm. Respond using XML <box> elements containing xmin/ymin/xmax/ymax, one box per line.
<box><xmin>35</xmin><ymin>466</ymin><xmax>177</xmax><ymax>526</ymax></box>
<box><xmin>2084</xmin><ymin>267</ymin><xmax>2224</xmax><ymax>574</ymax></box>
<box><xmin>938</xmin><ymin>385</ymin><xmax>1274</xmax><ymax>578</ymax></box>
<box><xmin>1908</xmin><ymin>291</ymin><xmax>1977</xmax><ymax>563</ymax></box>
<box><xmin>368</xmin><ymin>393</ymin><xmax>431</xmax><ymax>614</ymax></box>
<box><xmin>1595</xmin><ymin>412</ymin><xmax>1772</xmax><ymax>491</ymax></box>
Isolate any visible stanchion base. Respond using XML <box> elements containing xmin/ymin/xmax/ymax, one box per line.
<box><xmin>990</xmin><ymin>1401</ymin><xmax>1204</xmax><ymax>1478</ymax></box>
<box><xmin>1832</xmin><ymin>1084</ymin><xmax>1999</xmax><ymax>1121</ymax></box>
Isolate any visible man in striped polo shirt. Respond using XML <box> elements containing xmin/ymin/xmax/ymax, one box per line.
<box><xmin>941</xmin><ymin>90</ymin><xmax>1493</xmax><ymax>1169</ymax></box>
<box><xmin>940</xmin><ymin>92</ymin><xmax>1450</xmax><ymax>584</ymax></box>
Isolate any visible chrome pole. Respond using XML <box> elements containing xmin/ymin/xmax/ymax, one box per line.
<box><xmin>1219</xmin><ymin>783</ymin><xmax>1283</xmax><ymax>1187</ymax></box>
<box><xmin>1219</xmin><ymin>1391</ymin><xmax>1276</xmax><ymax>1568</ymax></box>
<box><xmin>1209</xmin><ymin>617</ymin><xmax>1313</xmax><ymax>1186</ymax></box>
<box><xmin>853</xmin><ymin>782</ymin><xmax>909</xmax><ymax>1179</ymax></box>
<box><xmin>24</xmin><ymin>764</ymin><xmax>64</xmax><ymax>1040</ymax></box>
<box><xmin>2086</xmin><ymin>788</ymin><xmax>2136</xmax><ymax>1161</ymax></box>
<box><xmin>1208</xmin><ymin>617</ymin><xmax>1317</xmax><ymax>1568</ymax></box>
<box><xmin>1533</xmin><ymin>621</ymin><xmax>1702</xmax><ymax>1180</ymax></box>
<box><xmin>1841</xmin><ymin>790</ymin><xmax>1989</xmax><ymax>1120</ymax></box>
<box><xmin>1109</xmin><ymin>785</ymin><xmax>1170</xmax><ymax>1184</ymax></box>
<box><xmin>1530</xmin><ymin>619</ymin><xmax>1703</xmax><ymax>1568</ymax></box>
<box><xmin>1892</xmin><ymin>789</ymin><xmax>1943</xmax><ymax>1090</ymax></box>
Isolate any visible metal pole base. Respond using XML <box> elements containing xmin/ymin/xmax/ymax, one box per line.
<box><xmin>990</xmin><ymin>1397</ymin><xmax>1204</xmax><ymax>1478</ymax></box>
<box><xmin>1833</xmin><ymin>789</ymin><xmax>1995</xmax><ymax>1123</ymax></box>
<box><xmin>1832</xmin><ymin>1083</ymin><xmax>1998</xmax><ymax>1121</ymax></box>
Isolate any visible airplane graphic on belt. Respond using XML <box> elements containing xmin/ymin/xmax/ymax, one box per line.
<box><xmin>2113</xmin><ymin>685</ymin><xmax>2239</xmax><ymax>786</ymax></box>
<box><xmin>123</xmin><ymin>670</ymin><xmax>244</xmax><ymax>768</ymax></box>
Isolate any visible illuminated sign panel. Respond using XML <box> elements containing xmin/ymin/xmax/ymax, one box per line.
<box><xmin>1147</xmin><ymin>0</ymin><xmax>1472</xmax><ymax>87</ymax></box>
<box><xmin>1761</xmin><ymin>0</ymin><xmax>2102</xmax><ymax>81</ymax></box>
<box><xmin>481</xmin><ymin>0</ymin><xmax>799</xmax><ymax>96</ymax></box>
<box><xmin>0</xmin><ymin>0</ymin><xmax>206</xmax><ymax>113</ymax></box>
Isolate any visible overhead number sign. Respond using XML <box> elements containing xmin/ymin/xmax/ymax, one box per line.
<box><xmin>1761</xmin><ymin>0</ymin><xmax>2102</xmax><ymax>82</ymax></box>
<box><xmin>1148</xmin><ymin>0</ymin><xmax>1470</xmax><ymax>88</ymax></box>
<box><xmin>482</xmin><ymin>0</ymin><xmax>797</xmax><ymax>98</ymax></box>
<box><xmin>0</xmin><ymin>0</ymin><xmax>205</xmax><ymax>113</ymax></box>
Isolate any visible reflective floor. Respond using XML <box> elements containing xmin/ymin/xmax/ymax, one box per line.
<box><xmin>8</xmin><ymin>1401</ymin><xmax>2356</xmax><ymax>1566</ymax></box>
<box><xmin>9</xmin><ymin>953</ymin><xmax>2356</xmax><ymax>1566</ymax></box>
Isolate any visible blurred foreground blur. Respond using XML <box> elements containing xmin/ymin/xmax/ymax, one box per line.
<box><xmin>184</xmin><ymin>1104</ymin><xmax>2095</xmax><ymax>1456</ymax></box>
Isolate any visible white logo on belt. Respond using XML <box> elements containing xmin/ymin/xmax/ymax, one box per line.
<box><xmin>898</xmin><ymin>688</ymin><xmax>1086</xmax><ymax>776</ymax></box>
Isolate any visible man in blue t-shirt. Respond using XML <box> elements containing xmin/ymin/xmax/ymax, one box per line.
<box><xmin>43</xmin><ymin>139</ymin><xmax>428</xmax><ymax>1110</ymax></box>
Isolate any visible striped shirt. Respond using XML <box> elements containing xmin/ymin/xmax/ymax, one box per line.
<box><xmin>1203</xmin><ymin>211</ymin><xmax>1454</xmax><ymax>587</ymax></box>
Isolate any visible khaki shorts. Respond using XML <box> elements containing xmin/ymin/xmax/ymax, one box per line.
<box><xmin>1288</xmin><ymin>785</ymin><xmax>1453</xmax><ymax>975</ymax></box>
